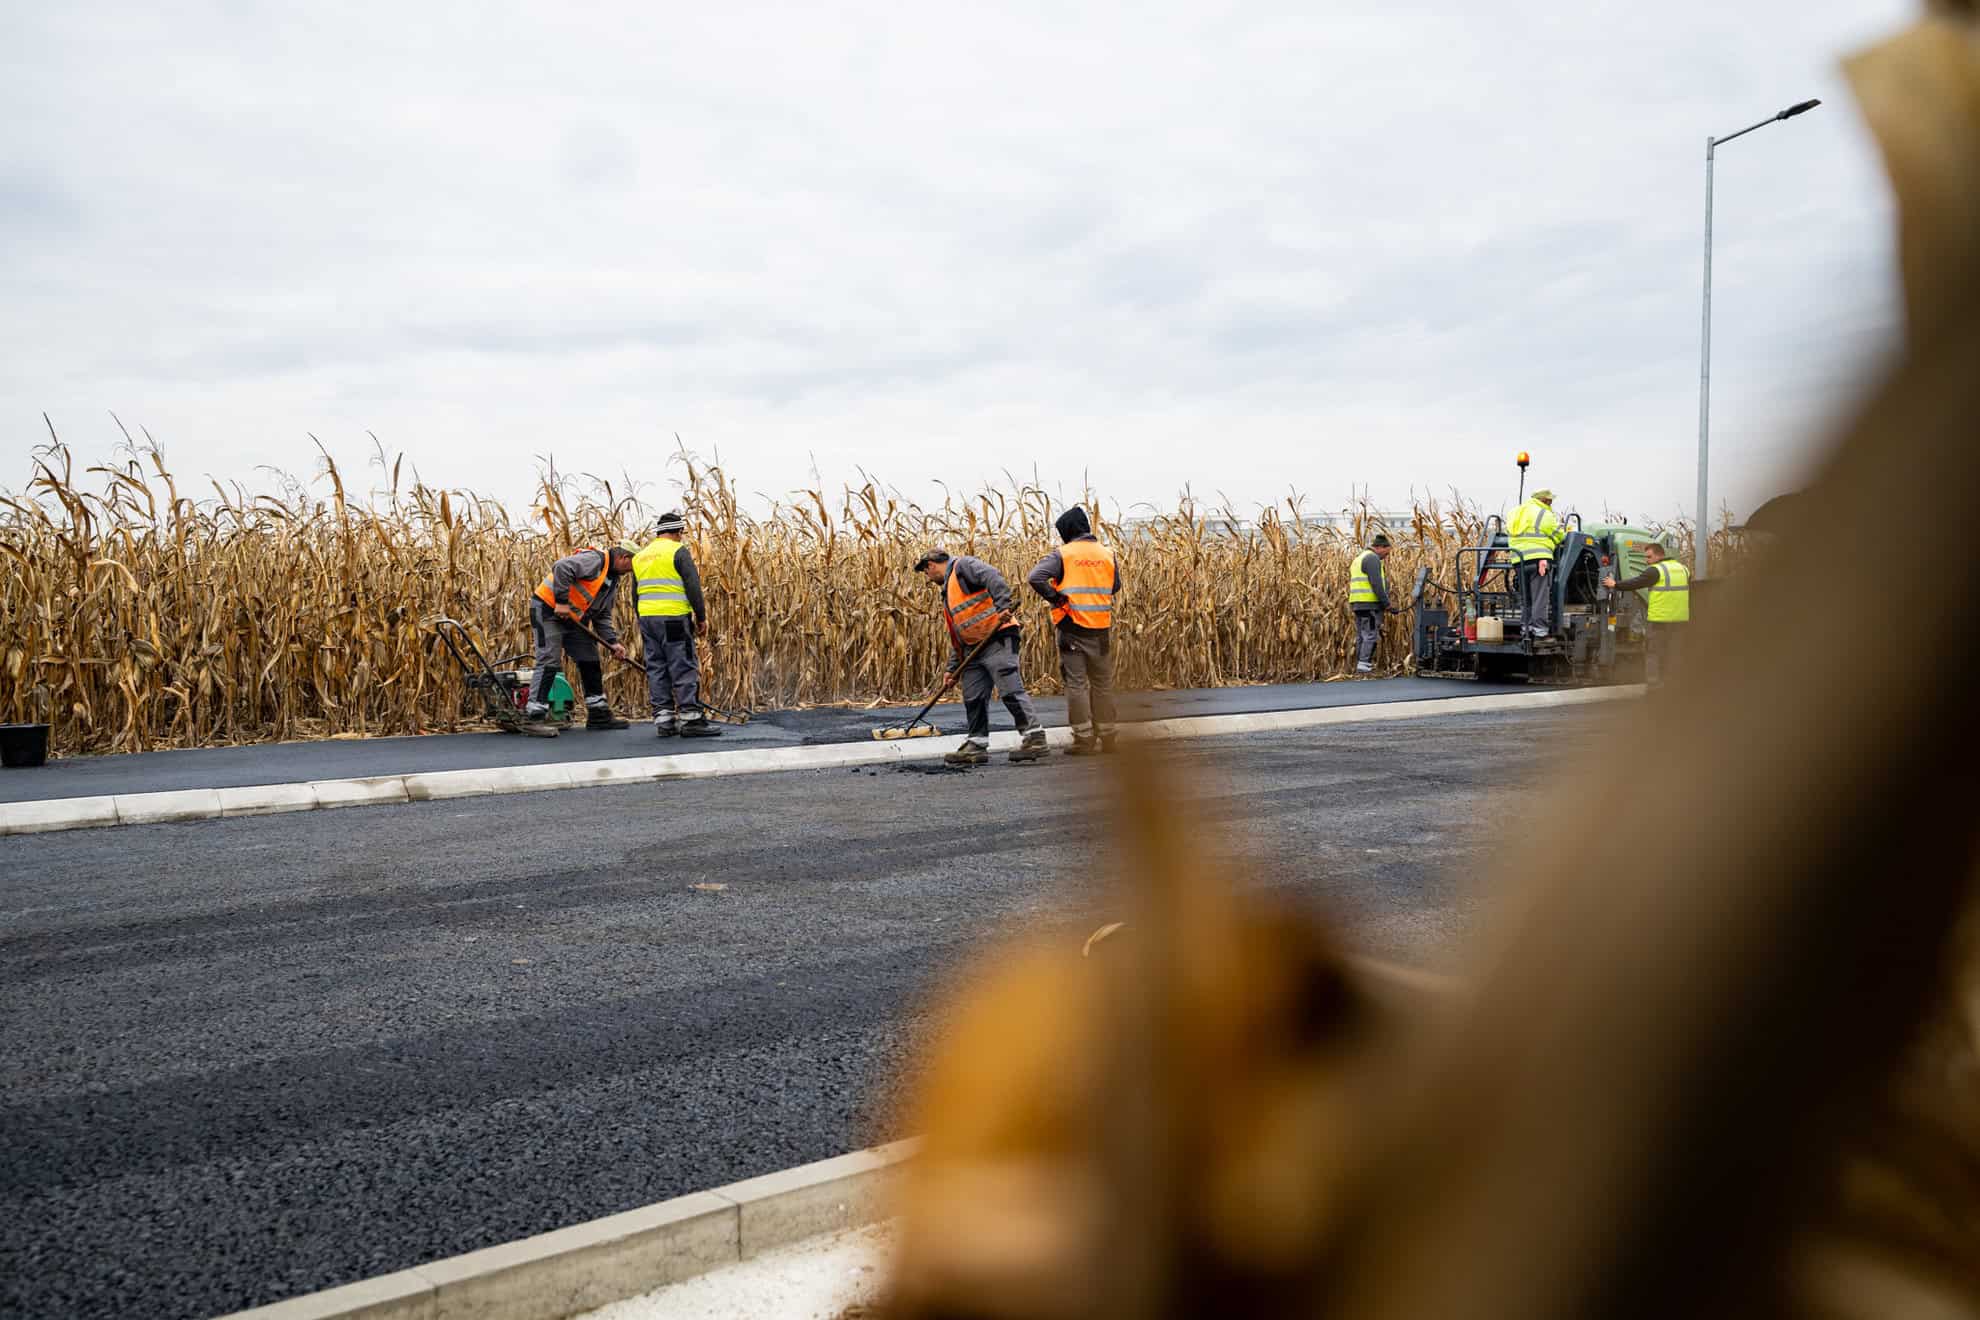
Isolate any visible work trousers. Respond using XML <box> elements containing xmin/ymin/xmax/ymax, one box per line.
<box><xmin>639</xmin><ymin>616</ymin><xmax>701</xmax><ymax>718</ymax></box>
<box><xmin>1057</xmin><ymin>623</ymin><xmax>1117</xmax><ymax>737</ymax></box>
<box><xmin>1518</xmin><ymin>561</ymin><xmax>1557</xmax><ymax>637</ymax></box>
<box><xmin>1352</xmin><ymin>608</ymin><xmax>1382</xmax><ymax>669</ymax></box>
<box><xmin>957</xmin><ymin>632</ymin><xmax>1038</xmax><ymax>742</ymax></box>
<box><xmin>527</xmin><ymin>598</ymin><xmax>607</xmax><ymax>712</ymax></box>
<box><xmin>1646</xmin><ymin>621</ymin><xmax>1684</xmax><ymax>688</ymax></box>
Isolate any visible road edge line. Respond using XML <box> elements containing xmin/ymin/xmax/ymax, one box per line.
<box><xmin>1</xmin><ymin>687</ymin><xmax>1642</xmax><ymax>838</ymax></box>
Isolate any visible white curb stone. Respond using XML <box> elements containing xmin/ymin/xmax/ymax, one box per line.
<box><xmin>0</xmin><ymin>793</ymin><xmax>119</xmax><ymax>835</ymax></box>
<box><xmin>216</xmin><ymin>783</ymin><xmax>322</xmax><ymax>818</ymax></box>
<box><xmin>114</xmin><ymin>788</ymin><xmax>224</xmax><ymax>826</ymax></box>
<box><xmin>309</xmin><ymin>777</ymin><xmax>412</xmax><ymax>810</ymax></box>
<box><xmin>403</xmin><ymin>764</ymin><xmax>577</xmax><ymax>803</ymax></box>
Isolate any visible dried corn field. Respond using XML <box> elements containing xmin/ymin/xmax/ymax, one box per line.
<box><xmin>1</xmin><ymin>441</ymin><xmax>1734</xmax><ymax>756</ymax></box>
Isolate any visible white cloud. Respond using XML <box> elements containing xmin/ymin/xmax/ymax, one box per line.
<box><xmin>0</xmin><ymin>0</ymin><xmax>1915</xmax><ymax>522</ymax></box>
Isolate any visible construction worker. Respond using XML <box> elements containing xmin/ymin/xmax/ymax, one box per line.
<box><xmin>1507</xmin><ymin>488</ymin><xmax>1567</xmax><ymax>639</ymax></box>
<box><xmin>524</xmin><ymin>545</ymin><xmax>635</xmax><ymax>735</ymax></box>
<box><xmin>914</xmin><ymin>548</ymin><xmax>1049</xmax><ymax>766</ymax></box>
<box><xmin>1604</xmin><ymin>540</ymin><xmax>1690</xmax><ymax>687</ymax></box>
<box><xmin>1026</xmin><ymin>506</ymin><xmax>1121</xmax><ymax>755</ymax></box>
<box><xmin>1348</xmin><ymin>532</ymin><xmax>1396</xmax><ymax>673</ymax></box>
<box><xmin>632</xmin><ymin>511</ymin><xmax>718</xmax><ymax>738</ymax></box>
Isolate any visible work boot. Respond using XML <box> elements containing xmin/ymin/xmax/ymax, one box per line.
<box><xmin>944</xmin><ymin>739</ymin><xmax>989</xmax><ymax>766</ymax></box>
<box><xmin>1067</xmin><ymin>732</ymin><xmax>1102</xmax><ymax>757</ymax></box>
<box><xmin>1100</xmin><ymin>731</ymin><xmax>1120</xmax><ymax>754</ymax></box>
<box><xmin>679</xmin><ymin>711</ymin><xmax>723</xmax><ymax>739</ymax></box>
<box><xmin>1355</xmin><ymin>662</ymin><xmax>1374</xmax><ymax>674</ymax></box>
<box><xmin>584</xmin><ymin>703</ymin><xmax>631</xmax><ymax>730</ymax></box>
<box><xmin>1008</xmin><ymin>727</ymin><xmax>1050</xmax><ymax>763</ymax></box>
<box><xmin>654</xmin><ymin>716</ymin><xmax>677</xmax><ymax>739</ymax></box>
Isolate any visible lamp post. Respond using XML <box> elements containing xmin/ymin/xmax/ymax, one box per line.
<box><xmin>1696</xmin><ymin>97</ymin><xmax>1820</xmax><ymax>580</ymax></box>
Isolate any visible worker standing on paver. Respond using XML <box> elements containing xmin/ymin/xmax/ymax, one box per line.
<box><xmin>914</xmin><ymin>548</ymin><xmax>1049</xmax><ymax>766</ymax></box>
<box><xmin>524</xmin><ymin>545</ymin><xmax>635</xmax><ymax>735</ymax></box>
<box><xmin>633</xmin><ymin>511</ymin><xmax>719</xmax><ymax>739</ymax></box>
<box><xmin>1348</xmin><ymin>532</ymin><xmax>1395</xmax><ymax>674</ymax></box>
<box><xmin>1508</xmin><ymin>488</ymin><xmax>1567</xmax><ymax>639</ymax></box>
<box><xmin>1026</xmin><ymin>506</ymin><xmax>1121</xmax><ymax>755</ymax></box>
<box><xmin>1604</xmin><ymin>540</ymin><xmax>1690</xmax><ymax>687</ymax></box>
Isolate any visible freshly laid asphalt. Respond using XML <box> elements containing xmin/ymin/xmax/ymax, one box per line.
<box><xmin>0</xmin><ymin>675</ymin><xmax>1529</xmax><ymax>803</ymax></box>
<box><xmin>0</xmin><ymin>705</ymin><xmax>1616</xmax><ymax>1319</ymax></box>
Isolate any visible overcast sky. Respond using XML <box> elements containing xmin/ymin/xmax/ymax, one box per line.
<box><xmin>2</xmin><ymin>1</ymin><xmax>1914</xmax><ymax>524</ymax></box>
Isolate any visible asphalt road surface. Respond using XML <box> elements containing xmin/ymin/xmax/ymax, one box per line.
<box><xmin>0</xmin><ymin>707</ymin><xmax>1613</xmax><ymax>1319</ymax></box>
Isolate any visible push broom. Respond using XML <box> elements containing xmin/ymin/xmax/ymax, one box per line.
<box><xmin>874</xmin><ymin>628</ymin><xmax>1002</xmax><ymax>741</ymax></box>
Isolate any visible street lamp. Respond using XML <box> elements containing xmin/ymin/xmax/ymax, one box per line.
<box><xmin>1695</xmin><ymin>97</ymin><xmax>1820</xmax><ymax>580</ymax></box>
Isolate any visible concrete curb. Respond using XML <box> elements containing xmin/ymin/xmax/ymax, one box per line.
<box><xmin>212</xmin><ymin>1139</ymin><xmax>918</xmax><ymax>1320</ymax></box>
<box><xmin>1</xmin><ymin>686</ymin><xmax>1640</xmax><ymax>839</ymax></box>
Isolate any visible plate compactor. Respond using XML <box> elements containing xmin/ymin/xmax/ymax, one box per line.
<box><xmin>431</xmin><ymin>617</ymin><xmax>575</xmax><ymax>735</ymax></box>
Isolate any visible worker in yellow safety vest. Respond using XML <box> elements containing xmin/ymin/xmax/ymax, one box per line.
<box><xmin>1507</xmin><ymin>489</ymin><xmax>1567</xmax><ymax>639</ymax></box>
<box><xmin>1347</xmin><ymin>532</ymin><xmax>1397</xmax><ymax>674</ymax></box>
<box><xmin>1026</xmin><ymin>506</ymin><xmax>1122</xmax><ymax>755</ymax></box>
<box><xmin>1604</xmin><ymin>539</ymin><xmax>1690</xmax><ymax>687</ymax></box>
<box><xmin>632</xmin><ymin>511</ymin><xmax>718</xmax><ymax>738</ymax></box>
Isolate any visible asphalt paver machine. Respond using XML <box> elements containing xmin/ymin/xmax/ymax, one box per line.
<box><xmin>1407</xmin><ymin>456</ymin><xmax>1668</xmax><ymax>684</ymax></box>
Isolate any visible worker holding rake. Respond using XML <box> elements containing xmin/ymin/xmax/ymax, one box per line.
<box><xmin>914</xmin><ymin>548</ymin><xmax>1049</xmax><ymax>766</ymax></box>
<box><xmin>523</xmin><ymin>545</ymin><xmax>636</xmax><ymax>735</ymax></box>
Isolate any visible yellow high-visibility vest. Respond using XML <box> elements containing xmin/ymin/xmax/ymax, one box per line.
<box><xmin>632</xmin><ymin>536</ymin><xmax>693</xmax><ymax>617</ymax></box>
<box><xmin>1507</xmin><ymin>499</ymin><xmax>1563</xmax><ymax>563</ymax></box>
<box><xmin>1646</xmin><ymin>559</ymin><xmax>1691</xmax><ymax>623</ymax></box>
<box><xmin>1348</xmin><ymin>549</ymin><xmax>1379</xmax><ymax>605</ymax></box>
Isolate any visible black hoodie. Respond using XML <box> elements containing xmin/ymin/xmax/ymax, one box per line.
<box><xmin>1026</xmin><ymin>507</ymin><xmax>1120</xmax><ymax>628</ymax></box>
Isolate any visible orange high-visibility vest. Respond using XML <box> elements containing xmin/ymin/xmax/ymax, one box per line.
<box><xmin>534</xmin><ymin>547</ymin><xmax>609</xmax><ymax>618</ymax></box>
<box><xmin>1051</xmin><ymin>540</ymin><xmax>1117</xmax><ymax>628</ymax></box>
<box><xmin>945</xmin><ymin>563</ymin><xmax>1003</xmax><ymax>646</ymax></box>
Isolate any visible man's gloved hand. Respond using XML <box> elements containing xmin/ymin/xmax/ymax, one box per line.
<box><xmin>554</xmin><ymin>605</ymin><xmax>580</xmax><ymax>623</ymax></box>
<box><xmin>1537</xmin><ymin>560</ymin><xmax>1551</xmax><ymax>577</ymax></box>
<box><xmin>609</xmin><ymin>642</ymin><xmax>628</xmax><ymax>662</ymax></box>
<box><xmin>694</xmin><ymin>617</ymin><xmax>707</xmax><ymax>638</ymax></box>
<box><xmin>1602</xmin><ymin>576</ymin><xmax>1618</xmax><ymax>590</ymax></box>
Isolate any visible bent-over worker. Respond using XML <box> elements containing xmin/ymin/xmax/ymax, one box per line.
<box><xmin>1348</xmin><ymin>532</ymin><xmax>1397</xmax><ymax>674</ymax></box>
<box><xmin>915</xmin><ymin>548</ymin><xmax>1048</xmax><ymax>766</ymax></box>
<box><xmin>1604</xmin><ymin>539</ymin><xmax>1690</xmax><ymax>688</ymax></box>
<box><xmin>1026</xmin><ymin>506</ymin><xmax>1121</xmax><ymax>755</ymax></box>
<box><xmin>633</xmin><ymin>510</ymin><xmax>718</xmax><ymax>738</ymax></box>
<box><xmin>525</xmin><ymin>545</ymin><xmax>635</xmax><ymax>735</ymax></box>
<box><xmin>1507</xmin><ymin>489</ymin><xmax>1566</xmax><ymax>639</ymax></box>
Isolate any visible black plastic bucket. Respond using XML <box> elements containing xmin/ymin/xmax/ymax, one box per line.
<box><xmin>0</xmin><ymin>723</ymin><xmax>50</xmax><ymax>769</ymax></box>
